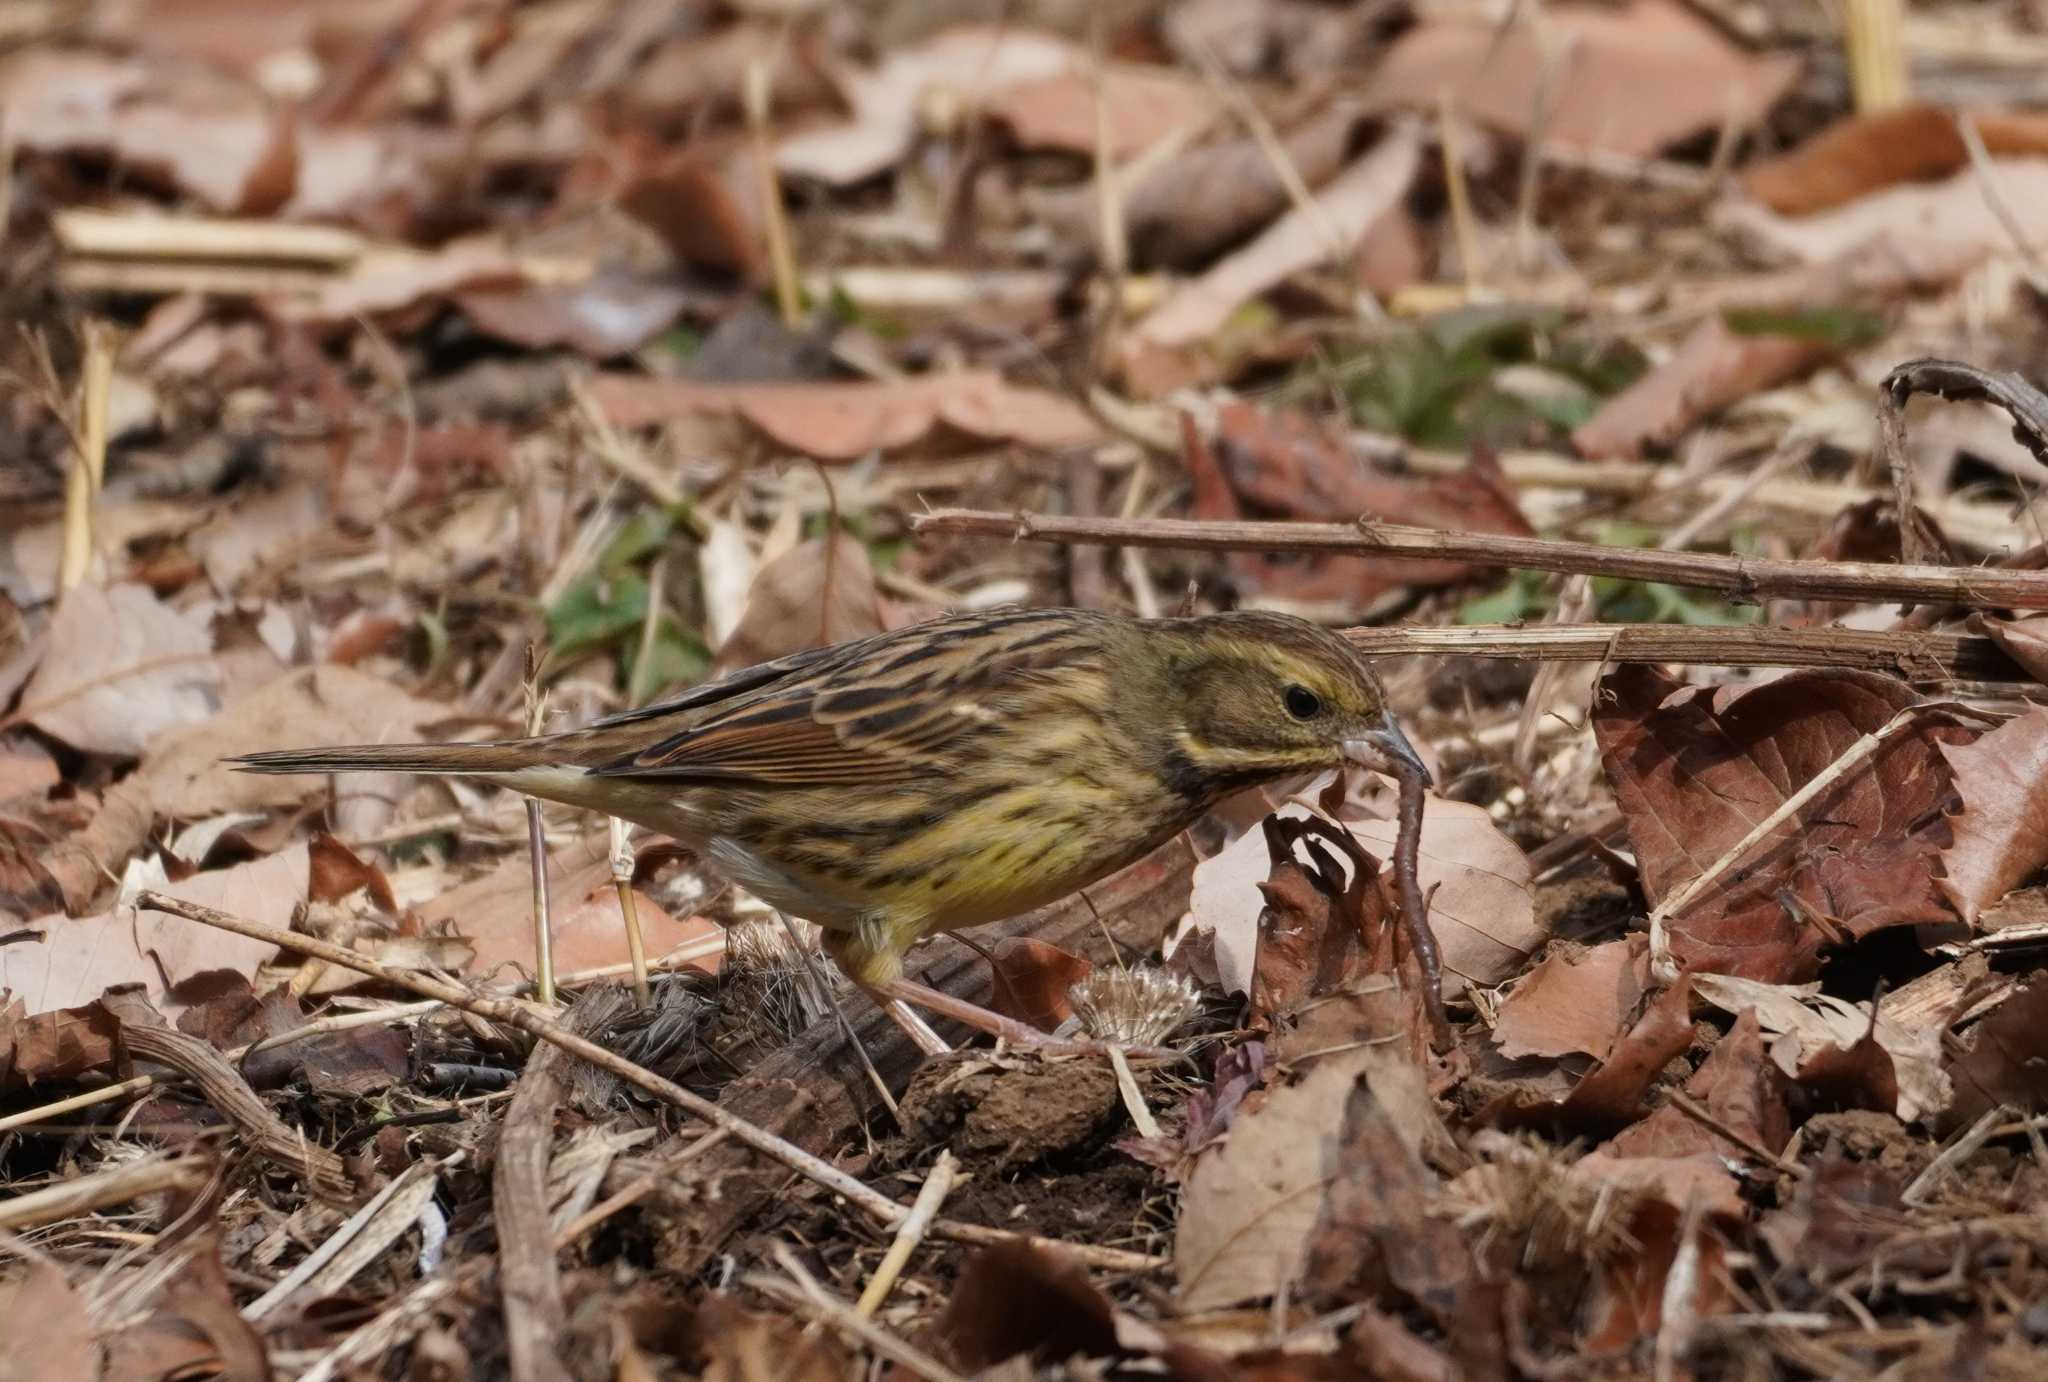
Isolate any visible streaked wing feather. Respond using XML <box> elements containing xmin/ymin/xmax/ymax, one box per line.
<box><xmin>581</xmin><ymin>638</ymin><xmax>851</xmax><ymax>729</ymax></box>
<box><xmin>589</xmin><ymin>609</ymin><xmax>1100</xmax><ymax>788</ymax></box>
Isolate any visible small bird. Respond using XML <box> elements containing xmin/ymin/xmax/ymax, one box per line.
<box><xmin>236</xmin><ymin>606</ymin><xmax>1426</xmax><ymax>1042</ymax></box>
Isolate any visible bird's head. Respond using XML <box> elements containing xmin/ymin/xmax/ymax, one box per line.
<box><xmin>1148</xmin><ymin>609</ymin><xmax>1429</xmax><ymax>799</ymax></box>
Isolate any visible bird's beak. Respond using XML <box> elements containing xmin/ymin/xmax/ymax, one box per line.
<box><xmin>1345</xmin><ymin>715</ymin><xmax>1432</xmax><ymax>788</ymax></box>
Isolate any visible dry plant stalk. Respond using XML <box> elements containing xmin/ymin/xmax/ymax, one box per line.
<box><xmin>1843</xmin><ymin>0</ymin><xmax>1909</xmax><ymax>114</ymax></box>
<box><xmin>745</xmin><ymin>56</ymin><xmax>803</xmax><ymax>328</ymax></box>
<box><xmin>609</xmin><ymin>816</ymin><xmax>653</xmax><ymax>1006</ymax></box>
<box><xmin>57</xmin><ymin>321</ymin><xmax>115</xmax><ymax>593</ymax></box>
<box><xmin>522</xmin><ymin>644</ymin><xmax>557</xmax><ymax>1007</ymax></box>
<box><xmin>856</xmin><ymin>1149</ymin><xmax>960</xmax><ymax>1318</ymax></box>
<box><xmin>912</xmin><ymin>508</ymin><xmax>2048</xmax><ymax>611</ymax></box>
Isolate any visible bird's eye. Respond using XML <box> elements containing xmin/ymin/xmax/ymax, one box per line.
<box><xmin>1284</xmin><ymin>685</ymin><xmax>1322</xmax><ymax>720</ymax></box>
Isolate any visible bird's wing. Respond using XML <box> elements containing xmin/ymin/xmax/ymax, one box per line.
<box><xmin>589</xmin><ymin>610</ymin><xmax>1098</xmax><ymax>788</ymax></box>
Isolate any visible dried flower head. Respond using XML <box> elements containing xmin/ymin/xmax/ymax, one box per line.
<box><xmin>1067</xmin><ymin>964</ymin><xmax>1202</xmax><ymax>1046</ymax></box>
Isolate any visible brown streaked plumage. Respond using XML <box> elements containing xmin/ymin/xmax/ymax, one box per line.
<box><xmin>234</xmin><ymin>607</ymin><xmax>1426</xmax><ymax>986</ymax></box>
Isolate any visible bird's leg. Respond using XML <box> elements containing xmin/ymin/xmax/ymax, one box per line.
<box><xmin>871</xmin><ymin>977</ymin><xmax>1176</xmax><ymax>1060</ymax></box>
<box><xmin>774</xmin><ymin>912</ymin><xmax>905</xmax><ymax>1115</ymax></box>
<box><xmin>830</xmin><ymin>921</ymin><xmax>1175</xmax><ymax>1060</ymax></box>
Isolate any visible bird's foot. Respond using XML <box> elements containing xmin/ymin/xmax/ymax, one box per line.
<box><xmin>870</xmin><ymin>978</ymin><xmax>1178</xmax><ymax>1060</ymax></box>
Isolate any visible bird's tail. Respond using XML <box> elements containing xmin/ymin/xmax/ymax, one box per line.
<box><xmin>232</xmin><ymin>741</ymin><xmax>546</xmax><ymax>776</ymax></box>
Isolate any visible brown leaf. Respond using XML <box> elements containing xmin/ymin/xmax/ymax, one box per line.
<box><xmin>1594</xmin><ymin>666</ymin><xmax>1969</xmax><ymax>981</ymax></box>
<box><xmin>939</xmin><ymin>1242</ymin><xmax>1118</xmax><ymax>1370</ymax></box>
<box><xmin>986</xmin><ymin>938</ymin><xmax>1091</xmax><ymax>1034</ymax></box>
<box><xmin>158</xmin><ymin>1227</ymin><xmax>270</xmax><ymax>1382</ymax></box>
<box><xmin>0</xmin><ymin>737</ymin><xmax>60</xmax><ymax>802</ymax></box>
<box><xmin>776</xmin><ymin>25</ymin><xmax>1074</xmax><ymax>185</ymax></box>
<box><xmin>713</xmin><ymin>534</ymin><xmax>887</xmax><ymax>675</ymax></box>
<box><xmin>621</xmin><ymin>22</ymin><xmax>840</xmax><ymax>127</ymax></box>
<box><xmin>1191</xmin><ymin>402</ymin><xmax>1534</xmax><ymax>609</ymax></box>
<box><xmin>1364</xmin><ymin>0</ymin><xmax>1800</xmax><ymax>159</ymax></box>
<box><xmin>1250</xmin><ymin>823</ymin><xmax>1382</xmax><ymax>1024</ymax></box>
<box><xmin>0</xmin><ymin>48</ymin><xmax>289</xmax><ymax>213</ymax></box>
<box><xmin>1027</xmin><ymin>103</ymin><xmax>1363</xmax><ymax>272</ymax></box>
<box><xmin>1944</xmin><ymin>980</ymin><xmax>2048</xmax><ymax>1131</ymax></box>
<box><xmin>1724</xmin><ymin>162</ymin><xmax>2048</xmax><ymax>271</ymax></box>
<box><xmin>1579</xmin><ymin>1193</ymin><xmax>1730</xmax><ymax>1354</ymax></box>
<box><xmin>1492</xmin><ymin>937</ymin><xmax>1649</xmax><ymax>1062</ymax></box>
<box><xmin>617</xmin><ymin>143</ymin><xmax>765</xmax><ymax>278</ymax></box>
<box><xmin>0</xmin><ymin>914</ymin><xmax>160</xmax><ymax>1020</ymax></box>
<box><xmin>984</xmin><ymin>65</ymin><xmax>1217</xmax><ymax>160</ymax></box>
<box><xmin>1302</xmin><ymin>1074</ymin><xmax>1475</xmax><ymax>1326</ymax></box>
<box><xmin>0</xmin><ymin>1260</ymin><xmax>96</xmax><ymax>1382</ymax></box>
<box><xmin>457</xmin><ymin>269</ymin><xmax>695</xmax><ymax>360</ymax></box>
<box><xmin>586</xmin><ymin>371</ymin><xmax>1100</xmax><ymax>460</ymax></box>
<box><xmin>139</xmin><ymin>844</ymin><xmax>304</xmax><ymax>994</ymax></box>
<box><xmin>1126</xmin><ymin>128</ymin><xmax>1420</xmax><ymax>356</ymax></box>
<box><xmin>1757</xmin><ymin>1150</ymin><xmax>1910</xmax><ymax>1280</ymax></box>
<box><xmin>1604</xmin><ymin>1008</ymin><xmax>1789</xmax><ymax>1166</ymax></box>
<box><xmin>1173</xmin><ymin>1052</ymin><xmax>1374</xmax><ymax>1311</ymax></box>
<box><xmin>1691</xmin><ymin>972</ymin><xmax>1948</xmax><ymax>1123</ymax></box>
<box><xmin>1572</xmin><ymin>315</ymin><xmax>1833</xmax><ymax>459</ymax></box>
<box><xmin>1</xmin><ymin>989</ymin><xmax>123</xmax><ymax>1091</ymax></box>
<box><xmin>1486</xmin><ymin>975</ymin><xmax>1696</xmax><ymax>1136</ymax></box>
<box><xmin>1937</xmin><ymin>707</ymin><xmax>2048</xmax><ymax>924</ymax></box>
<box><xmin>1190</xmin><ymin>790</ymin><xmax>1537</xmax><ymax>1008</ymax></box>
<box><xmin>1744</xmin><ymin>105</ymin><xmax>2048</xmax><ymax>216</ymax></box>
<box><xmin>308</xmin><ymin>832</ymin><xmax>398</xmax><ymax>915</ymax></box>
<box><xmin>20</xmin><ymin>582</ymin><xmax>218</xmax><ymax>758</ymax></box>
<box><xmin>415</xmin><ymin>845</ymin><xmax>719</xmax><ymax>983</ymax></box>
<box><xmin>48</xmin><ymin>666</ymin><xmax>452</xmax><ymax>912</ymax></box>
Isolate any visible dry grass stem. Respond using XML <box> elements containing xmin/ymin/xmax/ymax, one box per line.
<box><xmin>0</xmin><ymin>1153</ymin><xmax>208</xmax><ymax>1232</ymax></box>
<box><xmin>754</xmin><ymin>1244</ymin><xmax>970</xmax><ymax>1382</ymax></box>
<box><xmin>855</xmin><ymin>1149</ymin><xmax>960</xmax><ymax>1318</ymax></box>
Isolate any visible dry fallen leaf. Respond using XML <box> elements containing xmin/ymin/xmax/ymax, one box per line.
<box><xmin>49</xmin><ymin>666</ymin><xmax>451</xmax><ymax>913</ymax></box>
<box><xmin>1491</xmin><ymin>936</ymin><xmax>1649</xmax><ymax>1062</ymax></box>
<box><xmin>21</xmin><ymin>582</ymin><xmax>219</xmax><ymax>758</ymax></box>
<box><xmin>1127</xmin><ymin>126</ymin><xmax>1420</xmax><ymax>356</ymax></box>
<box><xmin>986</xmin><ymin>938</ymin><xmax>1092</xmax><ymax>1034</ymax></box>
<box><xmin>776</xmin><ymin>25</ymin><xmax>1074</xmax><ymax>185</ymax></box>
<box><xmin>1186</xmin><ymin>790</ymin><xmax>1537</xmax><ymax>1002</ymax></box>
<box><xmin>1935</xmin><ymin>706</ymin><xmax>2048</xmax><ymax>925</ymax></box>
<box><xmin>1744</xmin><ymin>105</ymin><xmax>2048</xmax><ymax>216</ymax></box>
<box><xmin>1364</xmin><ymin>0</ymin><xmax>1800</xmax><ymax>159</ymax></box>
<box><xmin>713</xmin><ymin>533</ymin><xmax>888</xmax><ymax>674</ymax></box>
<box><xmin>1601</xmin><ymin>1007</ymin><xmax>1790</xmax><ymax>1170</ymax></box>
<box><xmin>135</xmin><ymin>843</ymin><xmax>304</xmax><ymax>994</ymax></box>
<box><xmin>1188</xmin><ymin>401</ymin><xmax>1533</xmax><ymax>611</ymax></box>
<box><xmin>586</xmin><ymin>371</ymin><xmax>1101</xmax><ymax>460</ymax></box>
<box><xmin>1174</xmin><ymin>1050</ymin><xmax>1378</xmax><ymax>1312</ymax></box>
<box><xmin>983</xmin><ymin>65</ymin><xmax>1216</xmax><ymax>160</ymax></box>
<box><xmin>1593</xmin><ymin>666</ymin><xmax>1971</xmax><ymax>982</ymax></box>
<box><xmin>0</xmin><ymin>1259</ymin><xmax>96</xmax><ymax>1382</ymax></box>
<box><xmin>1940</xmin><ymin>980</ymin><xmax>2048</xmax><ymax>1131</ymax></box>
<box><xmin>1720</xmin><ymin>160</ymin><xmax>2048</xmax><ymax>269</ymax></box>
<box><xmin>1692</xmin><ymin>972</ymin><xmax>1950</xmax><ymax>1124</ymax></box>
<box><xmin>1025</xmin><ymin>102</ymin><xmax>1363</xmax><ymax>272</ymax></box>
<box><xmin>1488</xmin><ymin>976</ymin><xmax>1698</xmax><ymax>1136</ymax></box>
<box><xmin>1572</xmin><ymin>315</ymin><xmax>1833</xmax><ymax>460</ymax></box>
<box><xmin>416</xmin><ymin>844</ymin><xmax>718</xmax><ymax>983</ymax></box>
<box><xmin>1979</xmin><ymin>614</ymin><xmax>2048</xmax><ymax>684</ymax></box>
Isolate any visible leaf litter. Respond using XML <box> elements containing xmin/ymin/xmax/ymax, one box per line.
<box><xmin>7</xmin><ymin>1</ymin><xmax>2048</xmax><ymax>1378</ymax></box>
